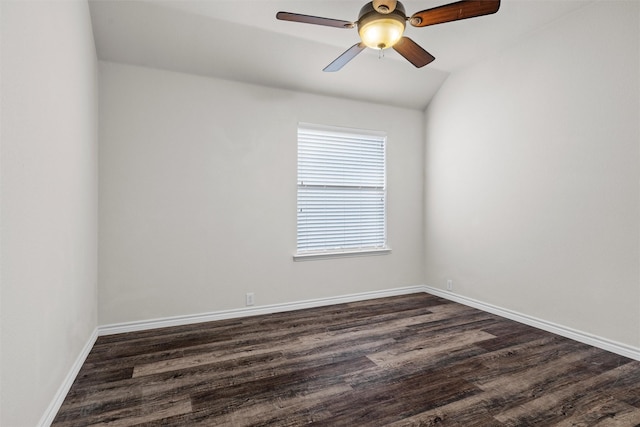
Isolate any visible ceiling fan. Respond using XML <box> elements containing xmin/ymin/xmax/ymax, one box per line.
<box><xmin>276</xmin><ymin>0</ymin><xmax>500</xmax><ymax>72</ymax></box>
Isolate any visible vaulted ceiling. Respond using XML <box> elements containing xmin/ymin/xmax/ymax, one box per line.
<box><xmin>89</xmin><ymin>0</ymin><xmax>593</xmax><ymax>110</ymax></box>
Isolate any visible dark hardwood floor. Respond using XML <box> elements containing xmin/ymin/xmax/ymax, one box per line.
<box><xmin>53</xmin><ymin>293</ymin><xmax>640</xmax><ymax>426</ymax></box>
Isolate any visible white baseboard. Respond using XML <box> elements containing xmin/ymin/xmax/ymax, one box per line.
<box><xmin>98</xmin><ymin>285</ymin><xmax>426</xmax><ymax>336</ymax></box>
<box><xmin>38</xmin><ymin>327</ymin><xmax>99</xmax><ymax>427</ymax></box>
<box><xmin>423</xmin><ymin>285</ymin><xmax>640</xmax><ymax>362</ymax></box>
<box><xmin>100</xmin><ymin>284</ymin><xmax>640</xmax><ymax>362</ymax></box>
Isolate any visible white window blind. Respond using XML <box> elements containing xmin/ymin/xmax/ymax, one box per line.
<box><xmin>297</xmin><ymin>124</ymin><xmax>387</xmax><ymax>255</ymax></box>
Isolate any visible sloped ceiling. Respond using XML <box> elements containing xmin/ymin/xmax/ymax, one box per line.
<box><xmin>89</xmin><ymin>0</ymin><xmax>593</xmax><ymax>110</ymax></box>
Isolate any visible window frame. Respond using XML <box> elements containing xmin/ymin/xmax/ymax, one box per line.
<box><xmin>294</xmin><ymin>123</ymin><xmax>391</xmax><ymax>261</ymax></box>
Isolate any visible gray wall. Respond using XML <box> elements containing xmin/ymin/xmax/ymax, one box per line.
<box><xmin>98</xmin><ymin>62</ymin><xmax>425</xmax><ymax>325</ymax></box>
<box><xmin>1</xmin><ymin>1</ymin><xmax>99</xmax><ymax>425</ymax></box>
<box><xmin>424</xmin><ymin>1</ymin><xmax>640</xmax><ymax>347</ymax></box>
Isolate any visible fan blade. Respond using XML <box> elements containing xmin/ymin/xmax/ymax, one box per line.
<box><xmin>393</xmin><ymin>37</ymin><xmax>435</xmax><ymax>68</ymax></box>
<box><xmin>323</xmin><ymin>43</ymin><xmax>367</xmax><ymax>72</ymax></box>
<box><xmin>276</xmin><ymin>12</ymin><xmax>354</xmax><ymax>29</ymax></box>
<box><xmin>410</xmin><ymin>0</ymin><xmax>500</xmax><ymax>27</ymax></box>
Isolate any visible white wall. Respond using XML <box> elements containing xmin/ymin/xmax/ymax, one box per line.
<box><xmin>424</xmin><ymin>1</ymin><xmax>640</xmax><ymax>348</ymax></box>
<box><xmin>98</xmin><ymin>61</ymin><xmax>425</xmax><ymax>325</ymax></box>
<box><xmin>0</xmin><ymin>1</ymin><xmax>99</xmax><ymax>425</ymax></box>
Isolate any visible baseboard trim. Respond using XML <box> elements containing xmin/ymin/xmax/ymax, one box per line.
<box><xmin>100</xmin><ymin>285</ymin><xmax>640</xmax><ymax>362</ymax></box>
<box><xmin>98</xmin><ymin>285</ymin><xmax>426</xmax><ymax>336</ymax></box>
<box><xmin>38</xmin><ymin>327</ymin><xmax>99</xmax><ymax>427</ymax></box>
<box><xmin>423</xmin><ymin>285</ymin><xmax>640</xmax><ymax>361</ymax></box>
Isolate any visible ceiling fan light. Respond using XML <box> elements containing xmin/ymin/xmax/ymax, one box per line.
<box><xmin>358</xmin><ymin>18</ymin><xmax>405</xmax><ymax>49</ymax></box>
<box><xmin>357</xmin><ymin>1</ymin><xmax>406</xmax><ymax>50</ymax></box>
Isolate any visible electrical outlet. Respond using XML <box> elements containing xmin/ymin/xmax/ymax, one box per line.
<box><xmin>246</xmin><ymin>292</ymin><xmax>255</xmax><ymax>306</ymax></box>
<box><xmin>446</xmin><ymin>279</ymin><xmax>453</xmax><ymax>291</ymax></box>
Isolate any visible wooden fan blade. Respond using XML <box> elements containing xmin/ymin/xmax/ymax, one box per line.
<box><xmin>410</xmin><ymin>0</ymin><xmax>500</xmax><ymax>27</ymax></box>
<box><xmin>323</xmin><ymin>43</ymin><xmax>367</xmax><ymax>72</ymax></box>
<box><xmin>276</xmin><ymin>12</ymin><xmax>354</xmax><ymax>29</ymax></box>
<box><xmin>393</xmin><ymin>37</ymin><xmax>435</xmax><ymax>68</ymax></box>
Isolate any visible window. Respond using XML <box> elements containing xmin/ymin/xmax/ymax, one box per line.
<box><xmin>295</xmin><ymin>123</ymin><xmax>389</xmax><ymax>260</ymax></box>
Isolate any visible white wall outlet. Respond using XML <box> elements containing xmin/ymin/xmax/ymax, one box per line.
<box><xmin>446</xmin><ymin>279</ymin><xmax>453</xmax><ymax>291</ymax></box>
<box><xmin>245</xmin><ymin>292</ymin><xmax>255</xmax><ymax>306</ymax></box>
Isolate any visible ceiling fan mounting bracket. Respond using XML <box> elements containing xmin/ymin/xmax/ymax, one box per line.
<box><xmin>373</xmin><ymin>0</ymin><xmax>397</xmax><ymax>14</ymax></box>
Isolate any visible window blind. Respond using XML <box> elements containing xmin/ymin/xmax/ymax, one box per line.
<box><xmin>297</xmin><ymin>125</ymin><xmax>386</xmax><ymax>254</ymax></box>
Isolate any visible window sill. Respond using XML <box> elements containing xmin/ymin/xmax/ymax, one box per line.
<box><xmin>293</xmin><ymin>248</ymin><xmax>391</xmax><ymax>262</ymax></box>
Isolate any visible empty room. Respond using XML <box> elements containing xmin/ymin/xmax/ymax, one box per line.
<box><xmin>1</xmin><ymin>0</ymin><xmax>640</xmax><ymax>425</ymax></box>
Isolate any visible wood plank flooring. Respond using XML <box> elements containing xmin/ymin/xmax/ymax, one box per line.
<box><xmin>52</xmin><ymin>293</ymin><xmax>640</xmax><ymax>426</ymax></box>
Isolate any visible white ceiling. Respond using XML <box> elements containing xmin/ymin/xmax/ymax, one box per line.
<box><xmin>89</xmin><ymin>0</ymin><xmax>593</xmax><ymax>110</ymax></box>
